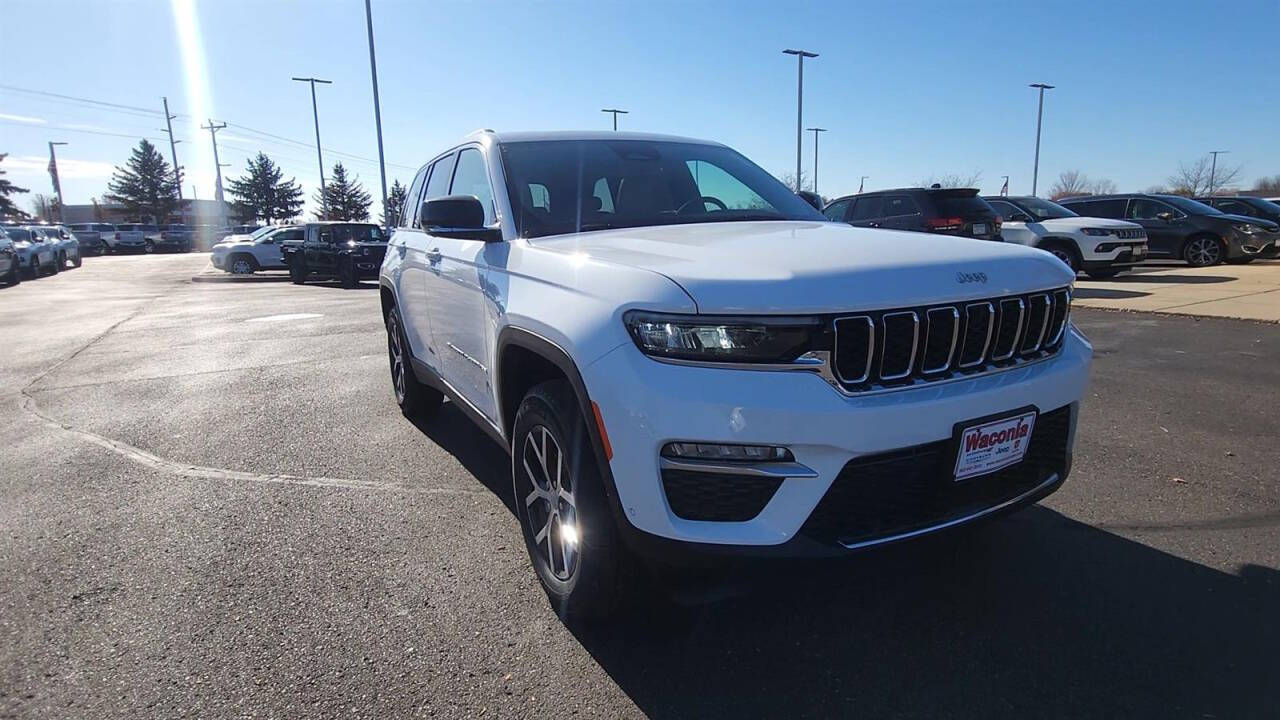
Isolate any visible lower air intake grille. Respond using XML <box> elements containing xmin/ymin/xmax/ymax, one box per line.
<box><xmin>662</xmin><ymin>469</ymin><xmax>783</xmax><ymax>522</ymax></box>
<box><xmin>799</xmin><ymin>405</ymin><xmax>1072</xmax><ymax>547</ymax></box>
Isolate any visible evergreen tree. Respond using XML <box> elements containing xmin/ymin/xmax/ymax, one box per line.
<box><xmin>0</xmin><ymin>153</ymin><xmax>30</xmax><ymax>220</ymax></box>
<box><xmin>381</xmin><ymin>179</ymin><xmax>407</xmax><ymax>227</ymax></box>
<box><xmin>227</xmin><ymin>152</ymin><xmax>304</xmax><ymax>222</ymax></box>
<box><xmin>105</xmin><ymin>139</ymin><xmax>181</xmax><ymax>222</ymax></box>
<box><xmin>313</xmin><ymin>162</ymin><xmax>372</xmax><ymax>221</ymax></box>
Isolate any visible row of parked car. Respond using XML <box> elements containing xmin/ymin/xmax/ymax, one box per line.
<box><xmin>61</xmin><ymin>222</ymin><xmax>267</xmax><ymax>254</ymax></box>
<box><xmin>815</xmin><ymin>187</ymin><xmax>1280</xmax><ymax>275</ymax></box>
<box><xmin>0</xmin><ymin>224</ymin><xmax>86</xmax><ymax>285</ymax></box>
<box><xmin>209</xmin><ymin>221</ymin><xmax>388</xmax><ymax>287</ymax></box>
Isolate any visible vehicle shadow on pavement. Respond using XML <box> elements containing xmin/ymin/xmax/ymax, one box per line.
<box><xmin>572</xmin><ymin>509</ymin><xmax>1278</xmax><ymax>719</ymax></box>
<box><xmin>1072</xmin><ymin>288</ymin><xmax>1150</xmax><ymax>300</ymax></box>
<box><xmin>409</xmin><ymin>402</ymin><xmax>516</xmax><ymax>514</ymax></box>
<box><xmin>1106</xmin><ymin>274</ymin><xmax>1236</xmax><ymax>284</ymax></box>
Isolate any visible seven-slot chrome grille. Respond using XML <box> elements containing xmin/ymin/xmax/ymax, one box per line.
<box><xmin>1113</xmin><ymin>228</ymin><xmax>1145</xmax><ymax>240</ymax></box>
<box><xmin>833</xmin><ymin>288</ymin><xmax>1070</xmax><ymax>392</ymax></box>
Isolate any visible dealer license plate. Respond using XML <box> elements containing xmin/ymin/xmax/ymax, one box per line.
<box><xmin>954</xmin><ymin>410</ymin><xmax>1037</xmax><ymax>481</ymax></box>
<box><xmin>973</xmin><ymin>223</ymin><xmax>987</xmax><ymax>235</ymax></box>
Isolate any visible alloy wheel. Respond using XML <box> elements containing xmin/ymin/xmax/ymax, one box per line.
<box><xmin>231</xmin><ymin>258</ymin><xmax>253</xmax><ymax>274</ymax></box>
<box><xmin>521</xmin><ymin>425</ymin><xmax>579</xmax><ymax>581</ymax></box>
<box><xmin>1186</xmin><ymin>237</ymin><xmax>1221</xmax><ymax>267</ymax></box>
<box><xmin>387</xmin><ymin>313</ymin><xmax>407</xmax><ymax>403</ymax></box>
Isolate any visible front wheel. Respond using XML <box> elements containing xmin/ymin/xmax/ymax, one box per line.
<box><xmin>386</xmin><ymin>307</ymin><xmax>441</xmax><ymax>419</ymax></box>
<box><xmin>1183</xmin><ymin>235</ymin><xmax>1223</xmax><ymax>267</ymax></box>
<box><xmin>5</xmin><ymin>261</ymin><xmax>20</xmax><ymax>286</ymax></box>
<box><xmin>513</xmin><ymin>380</ymin><xmax>634</xmax><ymax>623</ymax></box>
<box><xmin>71</xmin><ymin>251</ymin><xmax>82</xmax><ymax>268</ymax></box>
<box><xmin>1042</xmin><ymin>243</ymin><xmax>1080</xmax><ymax>273</ymax></box>
<box><xmin>48</xmin><ymin>256</ymin><xmax>60</xmax><ymax>275</ymax></box>
<box><xmin>144</xmin><ymin>240</ymin><xmax>155</xmax><ymax>254</ymax></box>
<box><xmin>229</xmin><ymin>254</ymin><xmax>256</xmax><ymax>275</ymax></box>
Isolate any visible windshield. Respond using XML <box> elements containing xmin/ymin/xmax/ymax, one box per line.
<box><xmin>1243</xmin><ymin>197</ymin><xmax>1280</xmax><ymax>214</ymax></box>
<box><xmin>1158</xmin><ymin>195</ymin><xmax>1222</xmax><ymax>215</ymax></box>
<box><xmin>7</xmin><ymin>228</ymin><xmax>31</xmax><ymax>241</ymax></box>
<box><xmin>1013</xmin><ymin>197</ymin><xmax>1078</xmax><ymax>220</ymax></box>
<box><xmin>248</xmin><ymin>227</ymin><xmax>276</xmax><ymax>239</ymax></box>
<box><xmin>499</xmin><ymin>139</ymin><xmax>823</xmax><ymax>239</ymax></box>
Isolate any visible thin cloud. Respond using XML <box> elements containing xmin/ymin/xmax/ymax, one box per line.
<box><xmin>0</xmin><ymin>112</ymin><xmax>47</xmax><ymax>125</ymax></box>
<box><xmin>6</xmin><ymin>155</ymin><xmax>117</xmax><ymax>179</ymax></box>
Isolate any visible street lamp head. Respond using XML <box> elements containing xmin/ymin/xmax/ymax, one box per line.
<box><xmin>1029</xmin><ymin>83</ymin><xmax>1055</xmax><ymax>90</ymax></box>
<box><xmin>783</xmin><ymin>49</ymin><xmax>819</xmax><ymax>58</ymax></box>
<box><xmin>806</xmin><ymin>127</ymin><xmax>827</xmax><ymax>132</ymax></box>
<box><xmin>600</xmin><ymin>108</ymin><xmax>629</xmax><ymax>114</ymax></box>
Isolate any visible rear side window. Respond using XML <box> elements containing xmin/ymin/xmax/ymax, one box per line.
<box><xmin>931</xmin><ymin>193</ymin><xmax>992</xmax><ymax>218</ymax></box>
<box><xmin>883</xmin><ymin>195</ymin><xmax>920</xmax><ymax>217</ymax></box>
<box><xmin>986</xmin><ymin>199</ymin><xmax>1020</xmax><ymax>217</ymax></box>
<box><xmin>1068</xmin><ymin>198</ymin><xmax>1126</xmax><ymax>217</ymax></box>
<box><xmin>823</xmin><ymin>198</ymin><xmax>851</xmax><ymax>222</ymax></box>
<box><xmin>1215</xmin><ymin>199</ymin><xmax>1253</xmax><ymax>216</ymax></box>
<box><xmin>403</xmin><ymin>165</ymin><xmax>429</xmax><ymax>228</ymax></box>
<box><xmin>849</xmin><ymin>196</ymin><xmax>884</xmax><ymax>221</ymax></box>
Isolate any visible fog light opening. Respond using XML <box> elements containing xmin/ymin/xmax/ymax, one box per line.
<box><xmin>660</xmin><ymin>442</ymin><xmax>794</xmax><ymax>462</ymax></box>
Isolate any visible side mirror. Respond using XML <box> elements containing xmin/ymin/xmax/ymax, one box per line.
<box><xmin>1156</xmin><ymin>211</ymin><xmax>1174</xmax><ymax>222</ymax></box>
<box><xmin>421</xmin><ymin>195</ymin><xmax>501</xmax><ymax>242</ymax></box>
<box><xmin>796</xmin><ymin>190</ymin><xmax>823</xmax><ymax>211</ymax></box>
<box><xmin>1011</xmin><ymin>212</ymin><xmax>1032</xmax><ymax>223</ymax></box>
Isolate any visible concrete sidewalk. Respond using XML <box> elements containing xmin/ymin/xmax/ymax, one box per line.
<box><xmin>1074</xmin><ymin>259</ymin><xmax>1280</xmax><ymax>322</ymax></box>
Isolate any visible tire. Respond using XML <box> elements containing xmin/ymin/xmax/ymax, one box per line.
<box><xmin>513</xmin><ymin>379</ymin><xmax>634</xmax><ymax>623</ymax></box>
<box><xmin>48</xmin><ymin>256</ymin><xmax>60</xmax><ymax>275</ymax></box>
<box><xmin>71</xmin><ymin>250</ymin><xmax>82</xmax><ymax>268</ymax></box>
<box><xmin>24</xmin><ymin>259</ymin><xmax>39</xmax><ymax>279</ymax></box>
<box><xmin>1183</xmin><ymin>235</ymin><xmax>1223</xmax><ymax>267</ymax></box>
<box><xmin>1085</xmin><ymin>268</ymin><xmax>1122</xmax><ymax>280</ymax></box>
<box><xmin>1041</xmin><ymin>242</ymin><xmax>1080</xmax><ymax>273</ymax></box>
<box><xmin>5</xmin><ymin>261</ymin><xmax>20</xmax><ymax>286</ymax></box>
<box><xmin>144</xmin><ymin>239</ymin><xmax>155</xmax><ymax>254</ymax></box>
<box><xmin>228</xmin><ymin>254</ymin><xmax>257</xmax><ymax>275</ymax></box>
<box><xmin>385</xmin><ymin>306</ymin><xmax>442</xmax><ymax>419</ymax></box>
<box><xmin>1225</xmin><ymin>257</ymin><xmax>1255</xmax><ymax>265</ymax></box>
<box><xmin>288</xmin><ymin>255</ymin><xmax>308</xmax><ymax>284</ymax></box>
<box><xmin>58</xmin><ymin>252</ymin><xmax>67</xmax><ymax>269</ymax></box>
<box><xmin>339</xmin><ymin>258</ymin><xmax>359</xmax><ymax>289</ymax></box>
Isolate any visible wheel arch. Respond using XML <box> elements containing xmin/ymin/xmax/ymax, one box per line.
<box><xmin>1180</xmin><ymin>231</ymin><xmax>1226</xmax><ymax>260</ymax></box>
<box><xmin>495</xmin><ymin>327</ymin><xmax>618</xmax><ymax>503</ymax></box>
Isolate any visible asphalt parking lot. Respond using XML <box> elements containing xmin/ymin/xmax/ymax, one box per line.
<box><xmin>2</xmin><ymin>253</ymin><xmax>1277</xmax><ymax>719</ymax></box>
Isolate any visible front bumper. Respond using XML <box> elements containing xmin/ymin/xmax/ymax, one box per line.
<box><xmin>584</xmin><ymin>328</ymin><xmax>1091</xmax><ymax>556</ymax></box>
<box><xmin>1079</xmin><ymin>239</ymin><xmax>1148</xmax><ymax>268</ymax></box>
<box><xmin>1236</xmin><ymin>232</ymin><xmax>1280</xmax><ymax>259</ymax></box>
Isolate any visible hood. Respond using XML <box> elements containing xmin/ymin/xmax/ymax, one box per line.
<box><xmin>1032</xmin><ymin>217</ymin><xmax>1142</xmax><ymax>231</ymax></box>
<box><xmin>1219</xmin><ymin>213</ymin><xmax>1280</xmax><ymax>231</ymax></box>
<box><xmin>531</xmin><ymin>221</ymin><xmax>1075</xmax><ymax>314</ymax></box>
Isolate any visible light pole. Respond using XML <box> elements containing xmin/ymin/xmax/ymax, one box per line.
<box><xmin>858</xmin><ymin>176</ymin><xmax>868</xmax><ymax>193</ymax></box>
<box><xmin>601</xmin><ymin>108</ymin><xmax>628</xmax><ymax>131</ymax></box>
<box><xmin>47</xmin><ymin>141</ymin><xmax>67</xmax><ymax>222</ymax></box>
<box><xmin>293</xmin><ymin>76</ymin><xmax>333</xmax><ymax>218</ymax></box>
<box><xmin>1029</xmin><ymin>83</ymin><xmax>1054</xmax><ymax>196</ymax></box>
<box><xmin>1001</xmin><ymin>175</ymin><xmax>1010</xmax><ymax>197</ymax></box>
<box><xmin>364</xmin><ymin>0</ymin><xmax>389</xmax><ymax>228</ymax></box>
<box><xmin>806</xmin><ymin>127</ymin><xmax>826</xmax><ymax>194</ymax></box>
<box><xmin>1208</xmin><ymin>148</ymin><xmax>1228</xmax><ymax>194</ymax></box>
<box><xmin>783</xmin><ymin>49</ymin><xmax>818</xmax><ymax>192</ymax></box>
<box><xmin>200</xmin><ymin>120</ymin><xmax>227</xmax><ymax>224</ymax></box>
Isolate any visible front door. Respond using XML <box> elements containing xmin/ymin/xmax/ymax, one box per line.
<box><xmin>1125</xmin><ymin>198</ymin><xmax>1183</xmax><ymax>256</ymax></box>
<box><xmin>424</xmin><ymin>146</ymin><xmax>499</xmax><ymax>421</ymax></box>
<box><xmin>306</xmin><ymin>226</ymin><xmax>338</xmax><ymax>274</ymax></box>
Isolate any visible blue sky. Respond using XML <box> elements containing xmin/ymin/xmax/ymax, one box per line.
<box><xmin>2</xmin><ymin>0</ymin><xmax>1277</xmax><ymax>219</ymax></box>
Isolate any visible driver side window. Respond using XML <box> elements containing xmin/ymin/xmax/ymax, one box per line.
<box><xmin>685</xmin><ymin>160</ymin><xmax>768</xmax><ymax>211</ymax></box>
<box><xmin>1128</xmin><ymin>199</ymin><xmax>1174</xmax><ymax>220</ymax></box>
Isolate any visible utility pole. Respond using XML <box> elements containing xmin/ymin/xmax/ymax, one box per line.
<box><xmin>292</xmin><ymin>76</ymin><xmax>333</xmax><ymax>219</ymax></box>
<box><xmin>364</xmin><ymin>0</ymin><xmax>389</xmax><ymax>228</ymax></box>
<box><xmin>1029</xmin><ymin>83</ymin><xmax>1054</xmax><ymax>196</ymax></box>
<box><xmin>783</xmin><ymin>49</ymin><xmax>818</xmax><ymax>193</ymax></box>
<box><xmin>601</xmin><ymin>108</ymin><xmax>628</xmax><ymax>131</ymax></box>
<box><xmin>1208</xmin><ymin>148</ymin><xmax>1228</xmax><ymax>194</ymax></box>
<box><xmin>161</xmin><ymin>97</ymin><xmax>183</xmax><ymax>203</ymax></box>
<box><xmin>47</xmin><ymin>141</ymin><xmax>67</xmax><ymax>222</ymax></box>
<box><xmin>201</xmin><ymin>119</ymin><xmax>227</xmax><ymax>224</ymax></box>
<box><xmin>1001</xmin><ymin>175</ymin><xmax>1010</xmax><ymax>197</ymax></box>
<box><xmin>858</xmin><ymin>176</ymin><xmax>868</xmax><ymax>193</ymax></box>
<box><xmin>806</xmin><ymin>127</ymin><xmax>826</xmax><ymax>195</ymax></box>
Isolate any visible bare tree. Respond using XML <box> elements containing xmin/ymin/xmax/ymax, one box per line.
<box><xmin>777</xmin><ymin>169</ymin><xmax>810</xmax><ymax>193</ymax></box>
<box><xmin>1049</xmin><ymin>170</ymin><xmax>1091</xmax><ymax>200</ymax></box>
<box><xmin>1253</xmin><ymin>174</ymin><xmax>1280</xmax><ymax>195</ymax></box>
<box><xmin>917</xmin><ymin>171</ymin><xmax>982</xmax><ymax>189</ymax></box>
<box><xmin>1167</xmin><ymin>155</ymin><xmax>1243</xmax><ymax>196</ymax></box>
<box><xmin>29</xmin><ymin>193</ymin><xmax>59</xmax><ymax>222</ymax></box>
<box><xmin>1090</xmin><ymin>178</ymin><xmax>1117</xmax><ymax>195</ymax></box>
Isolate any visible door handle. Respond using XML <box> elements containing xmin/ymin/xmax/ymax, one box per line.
<box><xmin>426</xmin><ymin>248</ymin><xmax>442</xmax><ymax>263</ymax></box>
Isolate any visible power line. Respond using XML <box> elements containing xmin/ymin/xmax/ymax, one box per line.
<box><xmin>0</xmin><ymin>118</ymin><xmax>172</xmax><ymax>143</ymax></box>
<box><xmin>0</xmin><ymin>84</ymin><xmax>173</xmax><ymax>118</ymax></box>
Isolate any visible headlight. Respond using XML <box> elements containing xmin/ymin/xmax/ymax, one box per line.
<box><xmin>624</xmin><ymin>311</ymin><xmax>824</xmax><ymax>363</ymax></box>
<box><xmin>14</xmin><ymin>241</ymin><xmax>30</xmax><ymax>249</ymax></box>
<box><xmin>1081</xmin><ymin>228</ymin><xmax>1112</xmax><ymax>237</ymax></box>
<box><xmin>1234</xmin><ymin>223</ymin><xmax>1259</xmax><ymax>234</ymax></box>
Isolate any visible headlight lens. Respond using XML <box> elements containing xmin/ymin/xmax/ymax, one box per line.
<box><xmin>624</xmin><ymin>311</ymin><xmax>824</xmax><ymax>363</ymax></box>
<box><xmin>1081</xmin><ymin>228</ymin><xmax>1112</xmax><ymax>237</ymax></box>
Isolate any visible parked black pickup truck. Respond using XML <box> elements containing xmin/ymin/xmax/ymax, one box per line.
<box><xmin>281</xmin><ymin>221</ymin><xmax>388</xmax><ymax>288</ymax></box>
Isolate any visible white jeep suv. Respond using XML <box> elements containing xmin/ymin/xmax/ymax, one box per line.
<box><xmin>210</xmin><ymin>225</ymin><xmax>301</xmax><ymax>274</ymax></box>
<box><xmin>380</xmin><ymin>131</ymin><xmax>1091</xmax><ymax>619</ymax></box>
<box><xmin>985</xmin><ymin>195</ymin><xmax>1148</xmax><ymax>279</ymax></box>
